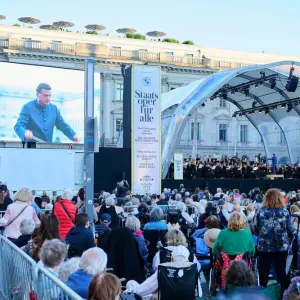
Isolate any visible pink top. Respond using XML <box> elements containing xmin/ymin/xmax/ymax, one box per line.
<box><xmin>0</xmin><ymin>201</ymin><xmax>40</xmax><ymax>239</ymax></box>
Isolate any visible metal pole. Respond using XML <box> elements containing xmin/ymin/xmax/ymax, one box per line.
<box><xmin>84</xmin><ymin>58</ymin><xmax>95</xmax><ymax>229</ymax></box>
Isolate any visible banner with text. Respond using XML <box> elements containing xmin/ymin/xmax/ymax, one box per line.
<box><xmin>132</xmin><ymin>66</ymin><xmax>161</xmax><ymax>195</ymax></box>
<box><xmin>174</xmin><ymin>153</ymin><xmax>183</xmax><ymax>180</ymax></box>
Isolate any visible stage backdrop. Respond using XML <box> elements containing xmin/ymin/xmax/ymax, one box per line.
<box><xmin>132</xmin><ymin>66</ymin><xmax>161</xmax><ymax>195</ymax></box>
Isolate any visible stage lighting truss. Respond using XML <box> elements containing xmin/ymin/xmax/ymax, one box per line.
<box><xmin>232</xmin><ymin>95</ymin><xmax>300</xmax><ymax>117</ymax></box>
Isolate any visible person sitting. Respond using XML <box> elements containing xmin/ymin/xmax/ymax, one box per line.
<box><xmin>38</xmin><ymin>239</ymin><xmax>68</xmax><ymax>299</ymax></box>
<box><xmin>283</xmin><ymin>276</ymin><xmax>300</xmax><ymax>300</ymax></box>
<box><xmin>88</xmin><ymin>273</ymin><xmax>122</xmax><ymax>300</ymax></box>
<box><xmin>31</xmin><ymin>197</ymin><xmax>42</xmax><ymax>215</ymax></box>
<box><xmin>152</xmin><ymin>228</ymin><xmax>199</xmax><ymax>271</ymax></box>
<box><xmin>67</xmin><ymin>247</ymin><xmax>107</xmax><ymax>299</ymax></box>
<box><xmin>125</xmin><ymin>216</ymin><xmax>148</xmax><ymax>261</ymax></box>
<box><xmin>99</xmin><ymin>196</ymin><xmax>118</xmax><ymax>229</ymax></box>
<box><xmin>58</xmin><ymin>257</ymin><xmax>80</xmax><ymax>283</ymax></box>
<box><xmin>23</xmin><ymin>214</ymin><xmax>60</xmax><ymax>261</ymax></box>
<box><xmin>219</xmin><ymin>260</ymin><xmax>264</xmax><ymax>297</ymax></box>
<box><xmin>66</xmin><ymin>213</ymin><xmax>95</xmax><ymax>257</ymax></box>
<box><xmin>198</xmin><ymin>201</ymin><xmax>218</xmax><ymax>228</ymax></box>
<box><xmin>0</xmin><ymin>184</ymin><xmax>13</xmax><ymax>211</ymax></box>
<box><xmin>290</xmin><ymin>204</ymin><xmax>300</xmax><ymax>230</ymax></box>
<box><xmin>13</xmin><ymin>218</ymin><xmax>35</xmax><ymax>248</ymax></box>
<box><xmin>212</xmin><ymin>212</ymin><xmax>255</xmax><ymax>257</ymax></box>
<box><xmin>176</xmin><ymin>201</ymin><xmax>196</xmax><ymax>226</ymax></box>
<box><xmin>144</xmin><ymin>207</ymin><xmax>168</xmax><ymax>231</ymax></box>
<box><xmin>125</xmin><ymin>245</ymin><xmax>201</xmax><ymax>298</ymax></box>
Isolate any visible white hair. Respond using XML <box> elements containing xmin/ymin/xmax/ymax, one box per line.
<box><xmin>217</xmin><ymin>188</ymin><xmax>222</xmax><ymax>193</ymax></box>
<box><xmin>125</xmin><ymin>216</ymin><xmax>141</xmax><ymax>232</ymax></box>
<box><xmin>176</xmin><ymin>201</ymin><xmax>187</xmax><ymax>213</ymax></box>
<box><xmin>185</xmin><ymin>192</ymin><xmax>190</xmax><ymax>197</ymax></box>
<box><xmin>62</xmin><ymin>188</ymin><xmax>73</xmax><ymax>200</ymax></box>
<box><xmin>59</xmin><ymin>257</ymin><xmax>80</xmax><ymax>283</ymax></box>
<box><xmin>79</xmin><ymin>247</ymin><xmax>107</xmax><ymax>275</ymax></box>
<box><xmin>132</xmin><ymin>197</ymin><xmax>140</xmax><ymax>206</ymax></box>
<box><xmin>105</xmin><ymin>196</ymin><xmax>115</xmax><ymax>206</ymax></box>
<box><xmin>199</xmin><ymin>199</ymin><xmax>207</xmax><ymax>209</ymax></box>
<box><xmin>160</xmin><ymin>193</ymin><xmax>166</xmax><ymax>200</ymax></box>
<box><xmin>175</xmin><ymin>193</ymin><xmax>182</xmax><ymax>201</ymax></box>
<box><xmin>20</xmin><ymin>218</ymin><xmax>35</xmax><ymax>235</ymax></box>
<box><xmin>103</xmin><ymin>192</ymin><xmax>111</xmax><ymax>199</ymax></box>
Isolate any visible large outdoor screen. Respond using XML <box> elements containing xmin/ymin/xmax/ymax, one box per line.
<box><xmin>0</xmin><ymin>62</ymin><xmax>100</xmax><ymax>143</ymax></box>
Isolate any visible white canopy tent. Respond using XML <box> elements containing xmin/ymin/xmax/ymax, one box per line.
<box><xmin>161</xmin><ymin>61</ymin><xmax>300</xmax><ymax>178</ymax></box>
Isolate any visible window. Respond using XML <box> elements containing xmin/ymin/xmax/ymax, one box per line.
<box><xmin>166</xmin><ymin>52</ymin><xmax>174</xmax><ymax>55</ymax></box>
<box><xmin>190</xmin><ymin>122</ymin><xmax>200</xmax><ymax>140</ymax></box>
<box><xmin>219</xmin><ymin>124</ymin><xmax>227</xmax><ymax>141</ymax></box>
<box><xmin>219</xmin><ymin>98</ymin><xmax>227</xmax><ymax>108</ymax></box>
<box><xmin>240</xmin><ymin>125</ymin><xmax>248</xmax><ymax>143</ymax></box>
<box><xmin>115</xmin><ymin>118</ymin><xmax>123</xmax><ymax>138</ymax></box>
<box><xmin>115</xmin><ymin>83</ymin><xmax>123</xmax><ymax>101</ymax></box>
<box><xmin>185</xmin><ymin>53</ymin><xmax>193</xmax><ymax>58</ymax></box>
<box><xmin>279</xmin><ymin>132</ymin><xmax>285</xmax><ymax>145</ymax></box>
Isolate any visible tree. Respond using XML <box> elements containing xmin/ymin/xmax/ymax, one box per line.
<box><xmin>86</xmin><ymin>30</ymin><xmax>98</xmax><ymax>35</ymax></box>
<box><xmin>12</xmin><ymin>23</ymin><xmax>20</xmax><ymax>27</ymax></box>
<box><xmin>202</xmin><ymin>54</ymin><xmax>206</xmax><ymax>59</ymax></box>
<box><xmin>126</xmin><ymin>32</ymin><xmax>135</xmax><ymax>39</ymax></box>
<box><xmin>182</xmin><ymin>40</ymin><xmax>194</xmax><ymax>45</ymax></box>
<box><xmin>163</xmin><ymin>38</ymin><xmax>179</xmax><ymax>44</ymax></box>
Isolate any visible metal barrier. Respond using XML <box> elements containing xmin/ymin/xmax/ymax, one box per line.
<box><xmin>0</xmin><ymin>235</ymin><xmax>82</xmax><ymax>300</ymax></box>
<box><xmin>0</xmin><ymin>234</ymin><xmax>36</xmax><ymax>300</ymax></box>
<box><xmin>36</xmin><ymin>266</ymin><xmax>82</xmax><ymax>300</ymax></box>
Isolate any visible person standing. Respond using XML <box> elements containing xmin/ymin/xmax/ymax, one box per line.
<box><xmin>14</xmin><ymin>83</ymin><xmax>79</xmax><ymax>143</ymax></box>
<box><xmin>254</xmin><ymin>189</ymin><xmax>295</xmax><ymax>296</ymax></box>
<box><xmin>53</xmin><ymin>188</ymin><xmax>77</xmax><ymax>238</ymax></box>
<box><xmin>268</xmin><ymin>153</ymin><xmax>277</xmax><ymax>174</ymax></box>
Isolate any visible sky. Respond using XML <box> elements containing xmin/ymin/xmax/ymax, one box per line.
<box><xmin>1</xmin><ymin>0</ymin><xmax>300</xmax><ymax>56</ymax></box>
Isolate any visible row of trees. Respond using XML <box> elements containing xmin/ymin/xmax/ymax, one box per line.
<box><xmin>125</xmin><ymin>33</ymin><xmax>194</xmax><ymax>44</ymax></box>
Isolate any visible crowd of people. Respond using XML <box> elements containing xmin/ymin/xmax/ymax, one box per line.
<box><xmin>166</xmin><ymin>156</ymin><xmax>300</xmax><ymax>179</ymax></box>
<box><xmin>0</xmin><ymin>181</ymin><xmax>300</xmax><ymax>299</ymax></box>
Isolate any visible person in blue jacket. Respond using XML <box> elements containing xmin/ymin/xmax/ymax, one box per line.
<box><xmin>268</xmin><ymin>153</ymin><xmax>277</xmax><ymax>174</ymax></box>
<box><xmin>14</xmin><ymin>83</ymin><xmax>79</xmax><ymax>143</ymax></box>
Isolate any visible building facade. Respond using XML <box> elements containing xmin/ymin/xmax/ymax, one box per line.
<box><xmin>0</xmin><ymin>25</ymin><xmax>299</xmax><ymax>159</ymax></box>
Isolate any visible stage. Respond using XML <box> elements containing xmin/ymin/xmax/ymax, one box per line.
<box><xmin>94</xmin><ymin>149</ymin><xmax>300</xmax><ymax>193</ymax></box>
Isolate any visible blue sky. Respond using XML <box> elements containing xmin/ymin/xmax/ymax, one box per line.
<box><xmin>1</xmin><ymin>0</ymin><xmax>299</xmax><ymax>56</ymax></box>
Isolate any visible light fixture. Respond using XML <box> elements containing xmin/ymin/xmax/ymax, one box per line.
<box><xmin>252</xmin><ymin>101</ymin><xmax>257</xmax><ymax>108</ymax></box>
<box><xmin>265</xmin><ymin>109</ymin><xmax>270</xmax><ymax>116</ymax></box>
<box><xmin>259</xmin><ymin>108</ymin><xmax>263</xmax><ymax>113</ymax></box>
<box><xmin>243</xmin><ymin>87</ymin><xmax>250</xmax><ymax>97</ymax></box>
<box><xmin>201</xmin><ymin>102</ymin><xmax>205</xmax><ymax>107</ymax></box>
<box><xmin>281</xmin><ymin>103</ymin><xmax>287</xmax><ymax>108</ymax></box>
<box><xmin>287</xmin><ymin>104</ymin><xmax>293</xmax><ymax>113</ymax></box>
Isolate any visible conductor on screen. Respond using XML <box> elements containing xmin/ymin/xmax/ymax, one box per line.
<box><xmin>14</xmin><ymin>83</ymin><xmax>79</xmax><ymax>143</ymax></box>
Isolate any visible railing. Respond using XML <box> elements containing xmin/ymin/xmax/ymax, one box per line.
<box><xmin>0</xmin><ymin>37</ymin><xmax>250</xmax><ymax>69</ymax></box>
<box><xmin>0</xmin><ymin>235</ymin><xmax>82</xmax><ymax>300</ymax></box>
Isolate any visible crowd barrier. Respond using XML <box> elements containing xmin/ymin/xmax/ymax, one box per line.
<box><xmin>0</xmin><ymin>235</ymin><xmax>82</xmax><ymax>300</ymax></box>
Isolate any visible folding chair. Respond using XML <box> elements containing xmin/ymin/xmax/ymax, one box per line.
<box><xmin>158</xmin><ymin>262</ymin><xmax>200</xmax><ymax>300</ymax></box>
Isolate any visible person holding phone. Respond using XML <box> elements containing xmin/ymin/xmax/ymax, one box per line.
<box><xmin>14</xmin><ymin>83</ymin><xmax>79</xmax><ymax>143</ymax></box>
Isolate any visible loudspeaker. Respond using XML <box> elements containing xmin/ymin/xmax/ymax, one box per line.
<box><xmin>286</xmin><ymin>75</ymin><xmax>299</xmax><ymax>92</ymax></box>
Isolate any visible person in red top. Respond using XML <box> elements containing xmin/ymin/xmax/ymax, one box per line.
<box><xmin>53</xmin><ymin>188</ymin><xmax>77</xmax><ymax>238</ymax></box>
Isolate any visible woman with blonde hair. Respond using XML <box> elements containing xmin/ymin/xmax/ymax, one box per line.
<box><xmin>0</xmin><ymin>188</ymin><xmax>40</xmax><ymax>241</ymax></box>
<box><xmin>254</xmin><ymin>188</ymin><xmax>295</xmax><ymax>296</ymax></box>
<box><xmin>212</xmin><ymin>212</ymin><xmax>255</xmax><ymax>256</ymax></box>
<box><xmin>152</xmin><ymin>228</ymin><xmax>199</xmax><ymax>271</ymax></box>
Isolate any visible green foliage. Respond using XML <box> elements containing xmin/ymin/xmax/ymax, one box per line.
<box><xmin>202</xmin><ymin>54</ymin><xmax>206</xmax><ymax>59</ymax></box>
<box><xmin>134</xmin><ymin>33</ymin><xmax>146</xmax><ymax>40</ymax></box>
<box><xmin>182</xmin><ymin>40</ymin><xmax>194</xmax><ymax>45</ymax></box>
<box><xmin>163</xmin><ymin>38</ymin><xmax>179</xmax><ymax>44</ymax></box>
<box><xmin>86</xmin><ymin>30</ymin><xmax>98</xmax><ymax>35</ymax></box>
<box><xmin>126</xmin><ymin>32</ymin><xmax>146</xmax><ymax>40</ymax></box>
<box><xmin>12</xmin><ymin>23</ymin><xmax>20</xmax><ymax>27</ymax></box>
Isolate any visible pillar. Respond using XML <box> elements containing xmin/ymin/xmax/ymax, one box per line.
<box><xmin>102</xmin><ymin>73</ymin><xmax>112</xmax><ymax>141</ymax></box>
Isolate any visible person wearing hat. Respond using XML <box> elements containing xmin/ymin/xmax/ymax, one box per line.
<box><xmin>94</xmin><ymin>213</ymin><xmax>112</xmax><ymax>251</ymax></box>
<box><xmin>0</xmin><ymin>188</ymin><xmax>40</xmax><ymax>241</ymax></box>
<box><xmin>204</xmin><ymin>228</ymin><xmax>221</xmax><ymax>249</ymax></box>
<box><xmin>66</xmin><ymin>213</ymin><xmax>95</xmax><ymax>257</ymax></box>
<box><xmin>0</xmin><ymin>184</ymin><xmax>13</xmax><ymax>211</ymax></box>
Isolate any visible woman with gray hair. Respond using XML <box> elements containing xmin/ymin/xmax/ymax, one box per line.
<box><xmin>59</xmin><ymin>257</ymin><xmax>80</xmax><ymax>283</ymax></box>
<box><xmin>125</xmin><ymin>216</ymin><xmax>148</xmax><ymax>261</ymax></box>
<box><xmin>13</xmin><ymin>218</ymin><xmax>35</xmax><ymax>247</ymax></box>
<box><xmin>176</xmin><ymin>202</ymin><xmax>196</xmax><ymax>226</ymax></box>
<box><xmin>144</xmin><ymin>207</ymin><xmax>167</xmax><ymax>230</ymax></box>
<box><xmin>99</xmin><ymin>196</ymin><xmax>118</xmax><ymax>228</ymax></box>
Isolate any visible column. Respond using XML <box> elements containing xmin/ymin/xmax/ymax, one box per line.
<box><xmin>161</xmin><ymin>76</ymin><xmax>169</xmax><ymax>94</ymax></box>
<box><xmin>102</xmin><ymin>73</ymin><xmax>112</xmax><ymax>141</ymax></box>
